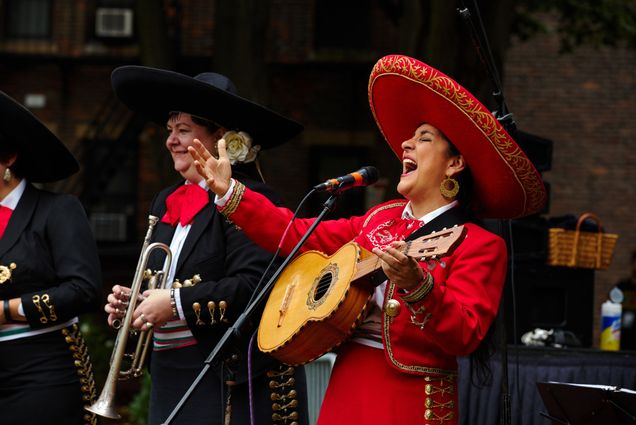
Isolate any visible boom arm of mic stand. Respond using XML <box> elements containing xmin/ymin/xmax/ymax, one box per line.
<box><xmin>457</xmin><ymin>2</ymin><xmax>518</xmax><ymax>137</ymax></box>
<box><xmin>161</xmin><ymin>193</ymin><xmax>341</xmax><ymax>425</ymax></box>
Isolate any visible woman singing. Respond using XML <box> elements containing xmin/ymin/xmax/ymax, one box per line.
<box><xmin>190</xmin><ymin>54</ymin><xmax>547</xmax><ymax>424</ymax></box>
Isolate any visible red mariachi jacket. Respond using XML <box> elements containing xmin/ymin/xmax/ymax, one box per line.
<box><xmin>221</xmin><ymin>181</ymin><xmax>507</xmax><ymax>376</ymax></box>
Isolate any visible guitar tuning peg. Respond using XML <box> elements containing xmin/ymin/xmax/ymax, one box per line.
<box><xmin>439</xmin><ymin>260</ymin><xmax>447</xmax><ymax>268</ymax></box>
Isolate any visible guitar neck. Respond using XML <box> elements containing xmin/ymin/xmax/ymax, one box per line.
<box><xmin>351</xmin><ymin>243</ymin><xmax>424</xmax><ymax>281</ymax></box>
<box><xmin>352</xmin><ymin>254</ymin><xmax>383</xmax><ymax>281</ymax></box>
<box><xmin>351</xmin><ymin>226</ymin><xmax>465</xmax><ymax>282</ymax></box>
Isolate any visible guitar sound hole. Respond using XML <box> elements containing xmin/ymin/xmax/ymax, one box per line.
<box><xmin>307</xmin><ymin>263</ymin><xmax>338</xmax><ymax>310</ymax></box>
<box><xmin>314</xmin><ymin>272</ymin><xmax>333</xmax><ymax>301</ymax></box>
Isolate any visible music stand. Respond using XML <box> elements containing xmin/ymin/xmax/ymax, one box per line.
<box><xmin>537</xmin><ymin>381</ymin><xmax>636</xmax><ymax>424</ymax></box>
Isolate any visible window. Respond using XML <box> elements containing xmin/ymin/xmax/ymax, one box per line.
<box><xmin>95</xmin><ymin>7</ymin><xmax>134</xmax><ymax>38</ymax></box>
<box><xmin>87</xmin><ymin>0</ymin><xmax>136</xmax><ymax>43</ymax></box>
<box><xmin>4</xmin><ymin>0</ymin><xmax>51</xmax><ymax>39</ymax></box>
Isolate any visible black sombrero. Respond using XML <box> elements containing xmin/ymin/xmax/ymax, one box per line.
<box><xmin>111</xmin><ymin>66</ymin><xmax>303</xmax><ymax>149</ymax></box>
<box><xmin>0</xmin><ymin>91</ymin><xmax>78</xmax><ymax>183</ymax></box>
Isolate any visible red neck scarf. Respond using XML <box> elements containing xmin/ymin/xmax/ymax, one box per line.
<box><xmin>0</xmin><ymin>205</ymin><xmax>13</xmax><ymax>239</ymax></box>
<box><xmin>161</xmin><ymin>184</ymin><xmax>209</xmax><ymax>227</ymax></box>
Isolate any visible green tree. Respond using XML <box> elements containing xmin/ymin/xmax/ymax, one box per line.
<box><xmin>515</xmin><ymin>0</ymin><xmax>636</xmax><ymax>52</ymax></box>
<box><xmin>380</xmin><ymin>0</ymin><xmax>636</xmax><ymax>108</ymax></box>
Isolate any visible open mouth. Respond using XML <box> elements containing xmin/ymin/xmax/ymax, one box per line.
<box><xmin>402</xmin><ymin>158</ymin><xmax>417</xmax><ymax>175</ymax></box>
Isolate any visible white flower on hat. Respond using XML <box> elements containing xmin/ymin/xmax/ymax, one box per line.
<box><xmin>221</xmin><ymin>131</ymin><xmax>261</xmax><ymax>165</ymax></box>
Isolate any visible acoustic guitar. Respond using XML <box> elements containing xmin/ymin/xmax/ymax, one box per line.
<box><xmin>257</xmin><ymin>225</ymin><xmax>466</xmax><ymax>365</ymax></box>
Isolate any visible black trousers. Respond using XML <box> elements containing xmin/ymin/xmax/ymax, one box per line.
<box><xmin>148</xmin><ymin>344</ymin><xmax>309</xmax><ymax>425</ymax></box>
<box><xmin>0</xmin><ymin>326</ymin><xmax>94</xmax><ymax>425</ymax></box>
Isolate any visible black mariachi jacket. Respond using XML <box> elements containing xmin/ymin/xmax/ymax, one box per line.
<box><xmin>0</xmin><ymin>183</ymin><xmax>101</xmax><ymax>327</ymax></box>
<box><xmin>146</xmin><ymin>174</ymin><xmax>282</xmax><ymax>383</ymax></box>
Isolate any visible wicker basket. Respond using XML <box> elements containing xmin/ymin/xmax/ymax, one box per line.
<box><xmin>547</xmin><ymin>212</ymin><xmax>618</xmax><ymax>270</ymax></box>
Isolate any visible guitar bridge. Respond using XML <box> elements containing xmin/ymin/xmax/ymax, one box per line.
<box><xmin>278</xmin><ymin>282</ymin><xmax>296</xmax><ymax>327</ymax></box>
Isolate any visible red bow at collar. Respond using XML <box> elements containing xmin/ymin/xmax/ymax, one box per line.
<box><xmin>161</xmin><ymin>184</ymin><xmax>209</xmax><ymax>227</ymax></box>
<box><xmin>0</xmin><ymin>205</ymin><xmax>13</xmax><ymax>239</ymax></box>
<box><xmin>397</xmin><ymin>218</ymin><xmax>424</xmax><ymax>236</ymax></box>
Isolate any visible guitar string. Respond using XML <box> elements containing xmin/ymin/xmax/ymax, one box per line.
<box><xmin>312</xmin><ymin>236</ymin><xmax>441</xmax><ymax>292</ymax></box>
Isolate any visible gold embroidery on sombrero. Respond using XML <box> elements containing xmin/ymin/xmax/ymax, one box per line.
<box><xmin>368</xmin><ymin>55</ymin><xmax>546</xmax><ymax>217</ymax></box>
<box><xmin>373</xmin><ymin>56</ymin><xmax>546</xmax><ymax>215</ymax></box>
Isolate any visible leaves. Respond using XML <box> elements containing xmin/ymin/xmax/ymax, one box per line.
<box><xmin>513</xmin><ymin>0</ymin><xmax>636</xmax><ymax>52</ymax></box>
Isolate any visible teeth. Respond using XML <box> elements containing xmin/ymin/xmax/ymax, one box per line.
<box><xmin>403</xmin><ymin>158</ymin><xmax>417</xmax><ymax>172</ymax></box>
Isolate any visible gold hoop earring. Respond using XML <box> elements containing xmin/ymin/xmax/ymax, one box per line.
<box><xmin>3</xmin><ymin>168</ymin><xmax>11</xmax><ymax>183</ymax></box>
<box><xmin>440</xmin><ymin>176</ymin><xmax>459</xmax><ymax>198</ymax></box>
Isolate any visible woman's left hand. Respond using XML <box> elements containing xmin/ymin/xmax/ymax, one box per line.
<box><xmin>131</xmin><ymin>289</ymin><xmax>173</xmax><ymax>331</ymax></box>
<box><xmin>372</xmin><ymin>241</ymin><xmax>425</xmax><ymax>291</ymax></box>
<box><xmin>189</xmin><ymin>138</ymin><xmax>233</xmax><ymax>197</ymax></box>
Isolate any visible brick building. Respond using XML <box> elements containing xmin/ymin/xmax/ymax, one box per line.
<box><xmin>1</xmin><ymin>0</ymin><xmax>634</xmax><ymax>350</ymax></box>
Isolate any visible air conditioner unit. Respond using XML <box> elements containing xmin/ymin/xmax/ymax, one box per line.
<box><xmin>95</xmin><ymin>7</ymin><xmax>133</xmax><ymax>38</ymax></box>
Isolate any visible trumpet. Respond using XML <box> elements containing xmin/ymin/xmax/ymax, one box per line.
<box><xmin>86</xmin><ymin>215</ymin><xmax>172</xmax><ymax>419</ymax></box>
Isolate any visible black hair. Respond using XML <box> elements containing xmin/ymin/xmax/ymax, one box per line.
<box><xmin>0</xmin><ymin>130</ymin><xmax>24</xmax><ymax>179</ymax></box>
<box><xmin>444</xmin><ymin>135</ymin><xmax>476</xmax><ymax>221</ymax></box>
<box><xmin>444</xmin><ymin>133</ymin><xmax>496</xmax><ymax>386</ymax></box>
<box><xmin>190</xmin><ymin>115</ymin><xmax>221</xmax><ymax>134</ymax></box>
<box><xmin>167</xmin><ymin>111</ymin><xmax>221</xmax><ymax>135</ymax></box>
<box><xmin>166</xmin><ymin>111</ymin><xmax>266</xmax><ymax>183</ymax></box>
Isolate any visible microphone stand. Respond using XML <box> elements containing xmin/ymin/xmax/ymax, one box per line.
<box><xmin>161</xmin><ymin>192</ymin><xmax>342</xmax><ymax>425</ymax></box>
<box><xmin>457</xmin><ymin>0</ymin><xmax>517</xmax><ymax>137</ymax></box>
<box><xmin>457</xmin><ymin>3</ymin><xmax>515</xmax><ymax>425</ymax></box>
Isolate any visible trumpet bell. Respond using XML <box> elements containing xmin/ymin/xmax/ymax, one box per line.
<box><xmin>85</xmin><ymin>398</ymin><xmax>121</xmax><ymax>420</ymax></box>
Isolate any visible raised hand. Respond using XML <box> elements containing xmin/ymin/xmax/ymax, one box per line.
<box><xmin>188</xmin><ymin>138</ymin><xmax>232</xmax><ymax>197</ymax></box>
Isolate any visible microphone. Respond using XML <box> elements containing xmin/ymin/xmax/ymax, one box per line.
<box><xmin>313</xmin><ymin>166</ymin><xmax>379</xmax><ymax>192</ymax></box>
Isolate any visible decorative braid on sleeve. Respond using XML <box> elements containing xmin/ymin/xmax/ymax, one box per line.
<box><xmin>219</xmin><ymin>181</ymin><xmax>246</xmax><ymax>218</ymax></box>
<box><xmin>401</xmin><ymin>272</ymin><xmax>434</xmax><ymax>303</ymax></box>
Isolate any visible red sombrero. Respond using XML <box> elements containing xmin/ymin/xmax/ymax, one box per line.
<box><xmin>368</xmin><ymin>54</ymin><xmax>547</xmax><ymax>219</ymax></box>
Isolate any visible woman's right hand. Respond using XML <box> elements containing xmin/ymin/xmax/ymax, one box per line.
<box><xmin>104</xmin><ymin>285</ymin><xmax>131</xmax><ymax>327</ymax></box>
<box><xmin>189</xmin><ymin>138</ymin><xmax>232</xmax><ymax>197</ymax></box>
